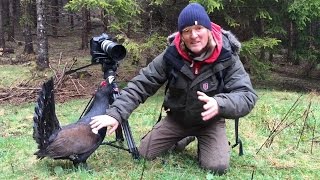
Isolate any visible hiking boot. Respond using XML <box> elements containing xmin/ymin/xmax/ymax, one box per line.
<box><xmin>171</xmin><ymin>136</ymin><xmax>196</xmax><ymax>152</ymax></box>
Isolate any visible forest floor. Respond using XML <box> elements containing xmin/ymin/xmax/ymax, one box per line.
<box><xmin>252</xmin><ymin>59</ymin><xmax>320</xmax><ymax>93</ymax></box>
<box><xmin>0</xmin><ymin>33</ymin><xmax>320</xmax><ymax>105</ymax></box>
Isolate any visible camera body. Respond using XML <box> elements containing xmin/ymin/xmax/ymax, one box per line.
<box><xmin>90</xmin><ymin>33</ymin><xmax>126</xmax><ymax>64</ymax></box>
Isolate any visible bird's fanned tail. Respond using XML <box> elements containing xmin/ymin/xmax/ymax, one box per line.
<box><xmin>33</xmin><ymin>77</ymin><xmax>61</xmax><ymax>158</ymax></box>
<box><xmin>32</xmin><ymin>77</ymin><xmax>112</xmax><ymax>165</ymax></box>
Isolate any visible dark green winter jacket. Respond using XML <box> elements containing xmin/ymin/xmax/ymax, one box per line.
<box><xmin>106</xmin><ymin>30</ymin><xmax>258</xmax><ymax>127</ymax></box>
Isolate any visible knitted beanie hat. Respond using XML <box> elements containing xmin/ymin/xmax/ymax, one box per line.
<box><xmin>178</xmin><ymin>3</ymin><xmax>212</xmax><ymax>33</ymax></box>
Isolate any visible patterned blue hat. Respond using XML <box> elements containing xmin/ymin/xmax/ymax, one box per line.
<box><xmin>178</xmin><ymin>3</ymin><xmax>212</xmax><ymax>33</ymax></box>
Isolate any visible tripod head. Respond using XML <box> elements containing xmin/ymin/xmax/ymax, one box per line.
<box><xmin>90</xmin><ymin>33</ymin><xmax>126</xmax><ymax>65</ymax></box>
<box><xmin>89</xmin><ymin>33</ymin><xmax>127</xmax><ymax>83</ymax></box>
<box><xmin>65</xmin><ymin>33</ymin><xmax>126</xmax><ymax>80</ymax></box>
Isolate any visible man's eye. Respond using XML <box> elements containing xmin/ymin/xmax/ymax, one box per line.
<box><xmin>196</xmin><ymin>26</ymin><xmax>203</xmax><ymax>30</ymax></box>
<box><xmin>183</xmin><ymin>29</ymin><xmax>190</xmax><ymax>33</ymax></box>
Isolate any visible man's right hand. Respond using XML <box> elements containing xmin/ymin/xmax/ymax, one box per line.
<box><xmin>90</xmin><ymin>115</ymin><xmax>119</xmax><ymax>135</ymax></box>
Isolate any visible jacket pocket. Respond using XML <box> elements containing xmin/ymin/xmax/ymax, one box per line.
<box><xmin>164</xmin><ymin>76</ymin><xmax>188</xmax><ymax>111</ymax></box>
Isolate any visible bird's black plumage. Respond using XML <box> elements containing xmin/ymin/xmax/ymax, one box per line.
<box><xmin>33</xmin><ymin>77</ymin><xmax>112</xmax><ymax>166</ymax></box>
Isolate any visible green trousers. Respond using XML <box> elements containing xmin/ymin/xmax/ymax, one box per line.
<box><xmin>138</xmin><ymin>115</ymin><xmax>230</xmax><ymax>175</ymax></box>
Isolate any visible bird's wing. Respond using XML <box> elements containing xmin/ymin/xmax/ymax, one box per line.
<box><xmin>45</xmin><ymin>123</ymin><xmax>100</xmax><ymax>158</ymax></box>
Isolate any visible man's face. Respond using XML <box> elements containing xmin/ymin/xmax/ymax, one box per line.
<box><xmin>181</xmin><ymin>25</ymin><xmax>209</xmax><ymax>55</ymax></box>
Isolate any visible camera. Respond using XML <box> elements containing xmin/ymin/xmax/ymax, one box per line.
<box><xmin>90</xmin><ymin>33</ymin><xmax>126</xmax><ymax>64</ymax></box>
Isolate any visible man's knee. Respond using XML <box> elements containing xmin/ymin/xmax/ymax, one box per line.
<box><xmin>138</xmin><ymin>148</ymin><xmax>156</xmax><ymax>160</ymax></box>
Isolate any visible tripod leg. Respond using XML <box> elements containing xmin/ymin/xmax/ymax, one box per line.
<box><xmin>122</xmin><ymin>120</ymin><xmax>140</xmax><ymax>159</ymax></box>
<box><xmin>115</xmin><ymin>125</ymin><xmax>124</xmax><ymax>141</ymax></box>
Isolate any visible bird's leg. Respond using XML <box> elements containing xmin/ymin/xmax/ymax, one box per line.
<box><xmin>69</xmin><ymin>154</ymin><xmax>78</xmax><ymax>161</ymax></box>
<box><xmin>73</xmin><ymin>161</ymin><xmax>88</xmax><ymax>170</ymax></box>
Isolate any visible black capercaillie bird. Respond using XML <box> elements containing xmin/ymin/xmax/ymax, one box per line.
<box><xmin>33</xmin><ymin>77</ymin><xmax>111</xmax><ymax>166</ymax></box>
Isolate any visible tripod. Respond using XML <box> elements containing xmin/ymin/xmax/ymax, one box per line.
<box><xmin>73</xmin><ymin>61</ymin><xmax>140</xmax><ymax>159</ymax></box>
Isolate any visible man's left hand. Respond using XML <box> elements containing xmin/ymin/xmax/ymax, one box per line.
<box><xmin>197</xmin><ymin>91</ymin><xmax>219</xmax><ymax>121</ymax></box>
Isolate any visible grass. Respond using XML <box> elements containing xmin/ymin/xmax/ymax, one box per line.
<box><xmin>0</xmin><ymin>64</ymin><xmax>34</xmax><ymax>88</ymax></box>
<box><xmin>1</xmin><ymin>88</ymin><xmax>320</xmax><ymax>179</ymax></box>
<box><xmin>0</xmin><ymin>49</ymin><xmax>319</xmax><ymax>178</ymax></box>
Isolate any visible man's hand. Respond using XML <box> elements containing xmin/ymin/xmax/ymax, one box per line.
<box><xmin>197</xmin><ymin>91</ymin><xmax>219</xmax><ymax>121</ymax></box>
<box><xmin>90</xmin><ymin>115</ymin><xmax>119</xmax><ymax>135</ymax></box>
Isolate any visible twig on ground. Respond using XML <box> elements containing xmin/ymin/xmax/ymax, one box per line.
<box><xmin>55</xmin><ymin>61</ymin><xmax>68</xmax><ymax>88</ymax></box>
<box><xmin>49</xmin><ymin>63</ymin><xmax>58</xmax><ymax>79</ymax></box>
<box><xmin>55</xmin><ymin>57</ymin><xmax>78</xmax><ymax>89</ymax></box>
<box><xmin>16</xmin><ymin>87</ymin><xmax>41</xmax><ymax>91</ymax></box>
<box><xmin>68</xmin><ymin>57</ymin><xmax>77</xmax><ymax>72</ymax></box>
<box><xmin>251</xmin><ymin>169</ymin><xmax>255</xmax><ymax>180</ymax></box>
<box><xmin>71</xmin><ymin>79</ymin><xmax>80</xmax><ymax>94</ymax></box>
<box><xmin>76</xmin><ymin>79</ymin><xmax>85</xmax><ymax>89</ymax></box>
<box><xmin>311</xmin><ymin>112</ymin><xmax>317</xmax><ymax>154</ymax></box>
<box><xmin>297</xmin><ymin>101</ymin><xmax>312</xmax><ymax>148</ymax></box>
<box><xmin>256</xmin><ymin>94</ymin><xmax>303</xmax><ymax>154</ymax></box>
<box><xmin>0</xmin><ymin>94</ymin><xmax>14</xmax><ymax>101</ymax></box>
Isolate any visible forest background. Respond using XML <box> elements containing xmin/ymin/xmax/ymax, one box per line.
<box><xmin>0</xmin><ymin>0</ymin><xmax>320</xmax><ymax>179</ymax></box>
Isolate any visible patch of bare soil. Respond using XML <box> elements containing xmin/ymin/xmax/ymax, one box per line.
<box><xmin>252</xmin><ymin>61</ymin><xmax>320</xmax><ymax>92</ymax></box>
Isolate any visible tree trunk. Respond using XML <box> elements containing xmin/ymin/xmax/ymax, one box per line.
<box><xmin>51</xmin><ymin>0</ymin><xmax>59</xmax><ymax>37</ymax></box>
<box><xmin>69</xmin><ymin>13</ymin><xmax>74</xmax><ymax>30</ymax></box>
<box><xmin>36</xmin><ymin>0</ymin><xmax>49</xmax><ymax>70</ymax></box>
<box><xmin>22</xmin><ymin>0</ymin><xmax>34</xmax><ymax>54</ymax></box>
<box><xmin>2</xmin><ymin>0</ymin><xmax>9</xmax><ymax>31</ymax></box>
<box><xmin>0</xmin><ymin>0</ymin><xmax>5</xmax><ymax>49</ymax></box>
<box><xmin>23</xmin><ymin>25</ymin><xmax>34</xmax><ymax>54</ymax></box>
<box><xmin>287</xmin><ymin>21</ymin><xmax>294</xmax><ymax>63</ymax></box>
<box><xmin>15</xmin><ymin>0</ymin><xmax>21</xmax><ymax>32</ymax></box>
<box><xmin>80</xmin><ymin>7</ymin><xmax>89</xmax><ymax>49</ymax></box>
<box><xmin>8</xmin><ymin>0</ymin><xmax>15</xmax><ymax>41</ymax></box>
<box><xmin>101</xmin><ymin>10</ymin><xmax>108</xmax><ymax>32</ymax></box>
<box><xmin>31</xmin><ymin>0</ymin><xmax>37</xmax><ymax>28</ymax></box>
<box><xmin>87</xmin><ymin>10</ymin><xmax>91</xmax><ymax>34</ymax></box>
<box><xmin>258</xmin><ymin>18</ymin><xmax>266</xmax><ymax>61</ymax></box>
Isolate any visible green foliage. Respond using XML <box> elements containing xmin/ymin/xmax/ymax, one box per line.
<box><xmin>149</xmin><ymin>0</ymin><xmax>223</xmax><ymax>13</ymax></box>
<box><xmin>285</xmin><ymin>0</ymin><xmax>320</xmax><ymax>66</ymax></box>
<box><xmin>190</xmin><ymin>0</ymin><xmax>224</xmax><ymax>12</ymax></box>
<box><xmin>289</xmin><ymin>25</ymin><xmax>320</xmax><ymax>66</ymax></box>
<box><xmin>288</xmin><ymin>0</ymin><xmax>320</xmax><ymax>30</ymax></box>
<box><xmin>224</xmin><ymin>15</ymin><xmax>240</xmax><ymax>28</ymax></box>
<box><xmin>242</xmin><ymin>37</ymin><xmax>281</xmax><ymax>55</ymax></box>
<box><xmin>149</xmin><ymin>0</ymin><xmax>166</xmax><ymax>5</ymax></box>
<box><xmin>254</xmin><ymin>9</ymin><xmax>272</xmax><ymax>21</ymax></box>
<box><xmin>264</xmin><ymin>25</ymin><xmax>287</xmax><ymax>38</ymax></box>
<box><xmin>241</xmin><ymin>37</ymin><xmax>281</xmax><ymax>79</ymax></box>
<box><xmin>65</xmin><ymin>0</ymin><xmax>141</xmax><ymax>34</ymax></box>
<box><xmin>119</xmin><ymin>33</ymin><xmax>167</xmax><ymax>65</ymax></box>
<box><xmin>294</xmin><ymin>48</ymin><xmax>320</xmax><ymax>66</ymax></box>
<box><xmin>19</xmin><ymin>0</ymin><xmax>34</xmax><ymax>27</ymax></box>
<box><xmin>65</xmin><ymin>0</ymin><xmax>111</xmax><ymax>11</ymax></box>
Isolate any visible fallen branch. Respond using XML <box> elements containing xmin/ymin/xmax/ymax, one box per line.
<box><xmin>0</xmin><ymin>94</ymin><xmax>15</xmax><ymax>101</ymax></box>
<box><xmin>15</xmin><ymin>87</ymin><xmax>41</xmax><ymax>91</ymax></box>
<box><xmin>0</xmin><ymin>48</ymin><xmax>14</xmax><ymax>54</ymax></box>
<box><xmin>56</xmin><ymin>61</ymin><xmax>68</xmax><ymax>88</ymax></box>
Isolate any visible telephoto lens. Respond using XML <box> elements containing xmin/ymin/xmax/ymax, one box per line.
<box><xmin>101</xmin><ymin>40</ymin><xmax>126</xmax><ymax>61</ymax></box>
